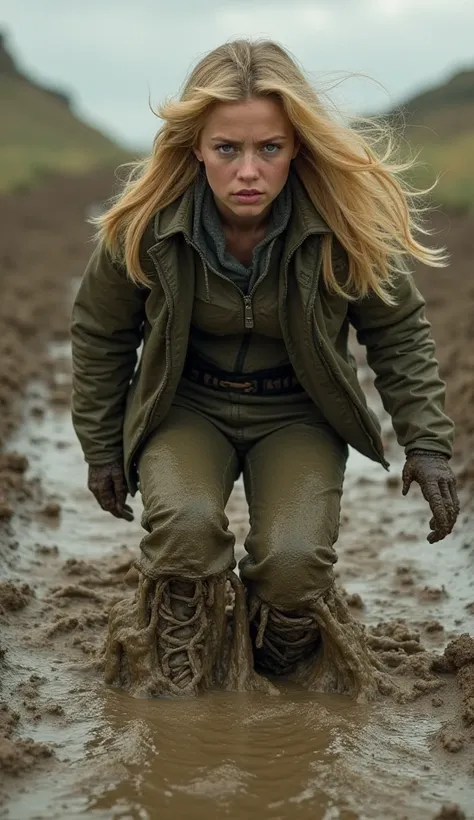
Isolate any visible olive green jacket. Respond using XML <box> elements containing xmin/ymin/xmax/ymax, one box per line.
<box><xmin>71</xmin><ymin>173</ymin><xmax>454</xmax><ymax>494</ymax></box>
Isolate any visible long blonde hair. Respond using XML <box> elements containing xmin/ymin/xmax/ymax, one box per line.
<box><xmin>96</xmin><ymin>39</ymin><xmax>445</xmax><ymax>302</ymax></box>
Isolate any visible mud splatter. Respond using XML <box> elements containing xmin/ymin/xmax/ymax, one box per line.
<box><xmin>0</xmin><ymin>581</ymin><xmax>35</xmax><ymax>614</ymax></box>
<box><xmin>0</xmin><ymin>702</ymin><xmax>53</xmax><ymax>778</ymax></box>
<box><xmin>41</xmin><ymin>501</ymin><xmax>61</xmax><ymax>518</ymax></box>
<box><xmin>433</xmin><ymin>804</ymin><xmax>466</xmax><ymax>819</ymax></box>
<box><xmin>436</xmin><ymin>634</ymin><xmax>474</xmax><ymax>751</ymax></box>
<box><xmin>418</xmin><ymin>585</ymin><xmax>449</xmax><ymax>603</ymax></box>
<box><xmin>343</xmin><ymin>590</ymin><xmax>365</xmax><ymax>610</ymax></box>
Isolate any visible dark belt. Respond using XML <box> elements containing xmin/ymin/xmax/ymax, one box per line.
<box><xmin>182</xmin><ymin>353</ymin><xmax>305</xmax><ymax>396</ymax></box>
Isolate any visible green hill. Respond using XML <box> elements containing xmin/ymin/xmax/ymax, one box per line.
<box><xmin>387</xmin><ymin>69</ymin><xmax>474</xmax><ymax>210</ymax></box>
<box><xmin>0</xmin><ymin>31</ymin><xmax>131</xmax><ymax>193</ymax></box>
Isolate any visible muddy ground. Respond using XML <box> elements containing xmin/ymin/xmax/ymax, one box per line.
<box><xmin>0</xmin><ymin>175</ymin><xmax>473</xmax><ymax>819</ymax></box>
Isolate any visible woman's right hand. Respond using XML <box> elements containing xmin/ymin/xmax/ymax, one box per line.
<box><xmin>87</xmin><ymin>459</ymin><xmax>134</xmax><ymax>521</ymax></box>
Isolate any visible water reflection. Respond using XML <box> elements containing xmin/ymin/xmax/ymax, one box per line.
<box><xmin>85</xmin><ymin>686</ymin><xmax>369</xmax><ymax>819</ymax></box>
<box><xmin>66</xmin><ymin>683</ymin><xmax>457</xmax><ymax>820</ymax></box>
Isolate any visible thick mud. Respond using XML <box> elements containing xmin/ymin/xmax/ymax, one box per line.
<box><xmin>0</xmin><ymin>178</ymin><xmax>473</xmax><ymax>819</ymax></box>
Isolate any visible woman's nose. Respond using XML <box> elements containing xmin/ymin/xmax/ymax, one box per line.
<box><xmin>237</xmin><ymin>154</ymin><xmax>260</xmax><ymax>180</ymax></box>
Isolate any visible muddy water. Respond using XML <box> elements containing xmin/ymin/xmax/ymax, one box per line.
<box><xmin>1</xmin><ymin>343</ymin><xmax>474</xmax><ymax>819</ymax></box>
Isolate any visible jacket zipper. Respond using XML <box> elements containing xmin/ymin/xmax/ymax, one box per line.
<box><xmin>243</xmin><ymin>257</ymin><xmax>279</xmax><ymax>328</ymax></box>
<box><xmin>186</xmin><ymin>237</ymin><xmax>273</xmax><ymax>331</ymax></box>
<box><xmin>243</xmin><ymin>296</ymin><xmax>254</xmax><ymax>329</ymax></box>
<box><xmin>185</xmin><ymin>237</ymin><xmax>270</xmax><ymax>372</ymax></box>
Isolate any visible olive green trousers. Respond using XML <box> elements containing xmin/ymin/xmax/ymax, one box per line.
<box><xmin>136</xmin><ymin>403</ymin><xmax>348</xmax><ymax>610</ymax></box>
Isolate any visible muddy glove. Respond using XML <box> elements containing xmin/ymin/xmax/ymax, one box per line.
<box><xmin>87</xmin><ymin>459</ymin><xmax>134</xmax><ymax>521</ymax></box>
<box><xmin>402</xmin><ymin>450</ymin><xmax>459</xmax><ymax>543</ymax></box>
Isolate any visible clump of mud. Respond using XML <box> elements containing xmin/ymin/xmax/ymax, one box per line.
<box><xmin>435</xmin><ymin>634</ymin><xmax>474</xmax><ymax>752</ymax></box>
<box><xmin>433</xmin><ymin>804</ymin><xmax>466</xmax><ymax>819</ymax></box>
<box><xmin>0</xmin><ymin>453</ymin><xmax>29</xmax><ymax>474</ymax></box>
<box><xmin>340</xmin><ymin>587</ymin><xmax>365</xmax><ymax>610</ymax></box>
<box><xmin>41</xmin><ymin>501</ymin><xmax>61</xmax><ymax>518</ymax></box>
<box><xmin>0</xmin><ymin>581</ymin><xmax>34</xmax><ymax>615</ymax></box>
<box><xmin>0</xmin><ymin>453</ymin><xmax>30</xmax><ymax>519</ymax></box>
<box><xmin>0</xmin><ymin>702</ymin><xmax>53</xmax><ymax>777</ymax></box>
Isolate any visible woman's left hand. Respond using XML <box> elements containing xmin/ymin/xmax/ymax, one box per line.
<box><xmin>402</xmin><ymin>450</ymin><xmax>460</xmax><ymax>543</ymax></box>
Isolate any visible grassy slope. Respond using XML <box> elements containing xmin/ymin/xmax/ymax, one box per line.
<box><xmin>0</xmin><ymin>73</ymin><xmax>131</xmax><ymax>192</ymax></box>
<box><xmin>391</xmin><ymin>70</ymin><xmax>474</xmax><ymax>210</ymax></box>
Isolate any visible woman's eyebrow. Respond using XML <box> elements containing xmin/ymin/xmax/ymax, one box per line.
<box><xmin>210</xmin><ymin>135</ymin><xmax>288</xmax><ymax>143</ymax></box>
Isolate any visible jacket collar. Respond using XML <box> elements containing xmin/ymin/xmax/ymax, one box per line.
<box><xmin>153</xmin><ymin>182</ymin><xmax>195</xmax><ymax>242</ymax></box>
<box><xmin>153</xmin><ymin>168</ymin><xmax>332</xmax><ymax>249</ymax></box>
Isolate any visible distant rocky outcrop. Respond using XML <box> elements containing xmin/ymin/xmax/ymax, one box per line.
<box><xmin>0</xmin><ymin>29</ymin><xmax>72</xmax><ymax>107</ymax></box>
<box><xmin>0</xmin><ymin>30</ymin><xmax>18</xmax><ymax>75</ymax></box>
<box><xmin>0</xmin><ymin>29</ymin><xmax>131</xmax><ymax>192</ymax></box>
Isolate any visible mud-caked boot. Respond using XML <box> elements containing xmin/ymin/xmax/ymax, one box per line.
<box><xmin>248</xmin><ymin>586</ymin><xmax>396</xmax><ymax>701</ymax></box>
<box><xmin>249</xmin><ymin>598</ymin><xmax>321</xmax><ymax>676</ymax></box>
<box><xmin>104</xmin><ymin>570</ymin><xmax>277</xmax><ymax>697</ymax></box>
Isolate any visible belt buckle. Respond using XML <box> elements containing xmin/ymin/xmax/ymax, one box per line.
<box><xmin>218</xmin><ymin>379</ymin><xmax>256</xmax><ymax>394</ymax></box>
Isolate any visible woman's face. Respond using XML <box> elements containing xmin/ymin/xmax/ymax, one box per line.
<box><xmin>194</xmin><ymin>97</ymin><xmax>299</xmax><ymax>224</ymax></box>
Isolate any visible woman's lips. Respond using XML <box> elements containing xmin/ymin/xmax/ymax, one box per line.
<box><xmin>233</xmin><ymin>191</ymin><xmax>263</xmax><ymax>204</ymax></box>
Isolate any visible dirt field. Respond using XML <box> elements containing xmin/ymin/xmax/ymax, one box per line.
<box><xmin>0</xmin><ymin>175</ymin><xmax>473</xmax><ymax>820</ymax></box>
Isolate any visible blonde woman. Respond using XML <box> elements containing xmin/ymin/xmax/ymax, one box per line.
<box><xmin>71</xmin><ymin>39</ymin><xmax>458</xmax><ymax>697</ymax></box>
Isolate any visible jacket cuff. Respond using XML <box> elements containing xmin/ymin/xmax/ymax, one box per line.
<box><xmin>405</xmin><ymin>446</ymin><xmax>450</xmax><ymax>460</ymax></box>
<box><xmin>84</xmin><ymin>452</ymin><xmax>124</xmax><ymax>467</ymax></box>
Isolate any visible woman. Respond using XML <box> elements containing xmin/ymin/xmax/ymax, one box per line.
<box><xmin>71</xmin><ymin>39</ymin><xmax>459</xmax><ymax>698</ymax></box>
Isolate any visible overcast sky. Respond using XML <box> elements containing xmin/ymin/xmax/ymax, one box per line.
<box><xmin>1</xmin><ymin>0</ymin><xmax>473</xmax><ymax>149</ymax></box>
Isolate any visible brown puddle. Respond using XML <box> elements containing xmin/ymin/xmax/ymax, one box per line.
<box><xmin>1</xmin><ymin>342</ymin><xmax>474</xmax><ymax>819</ymax></box>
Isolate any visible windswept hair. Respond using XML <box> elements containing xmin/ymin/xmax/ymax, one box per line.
<box><xmin>95</xmin><ymin>39</ymin><xmax>446</xmax><ymax>303</ymax></box>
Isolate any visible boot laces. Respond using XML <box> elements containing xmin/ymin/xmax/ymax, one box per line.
<box><xmin>158</xmin><ymin>580</ymin><xmax>207</xmax><ymax>689</ymax></box>
<box><xmin>254</xmin><ymin>602</ymin><xmax>320</xmax><ymax>675</ymax></box>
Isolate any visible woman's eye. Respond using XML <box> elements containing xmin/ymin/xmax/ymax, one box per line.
<box><xmin>263</xmin><ymin>144</ymin><xmax>280</xmax><ymax>154</ymax></box>
<box><xmin>216</xmin><ymin>144</ymin><xmax>235</xmax><ymax>155</ymax></box>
